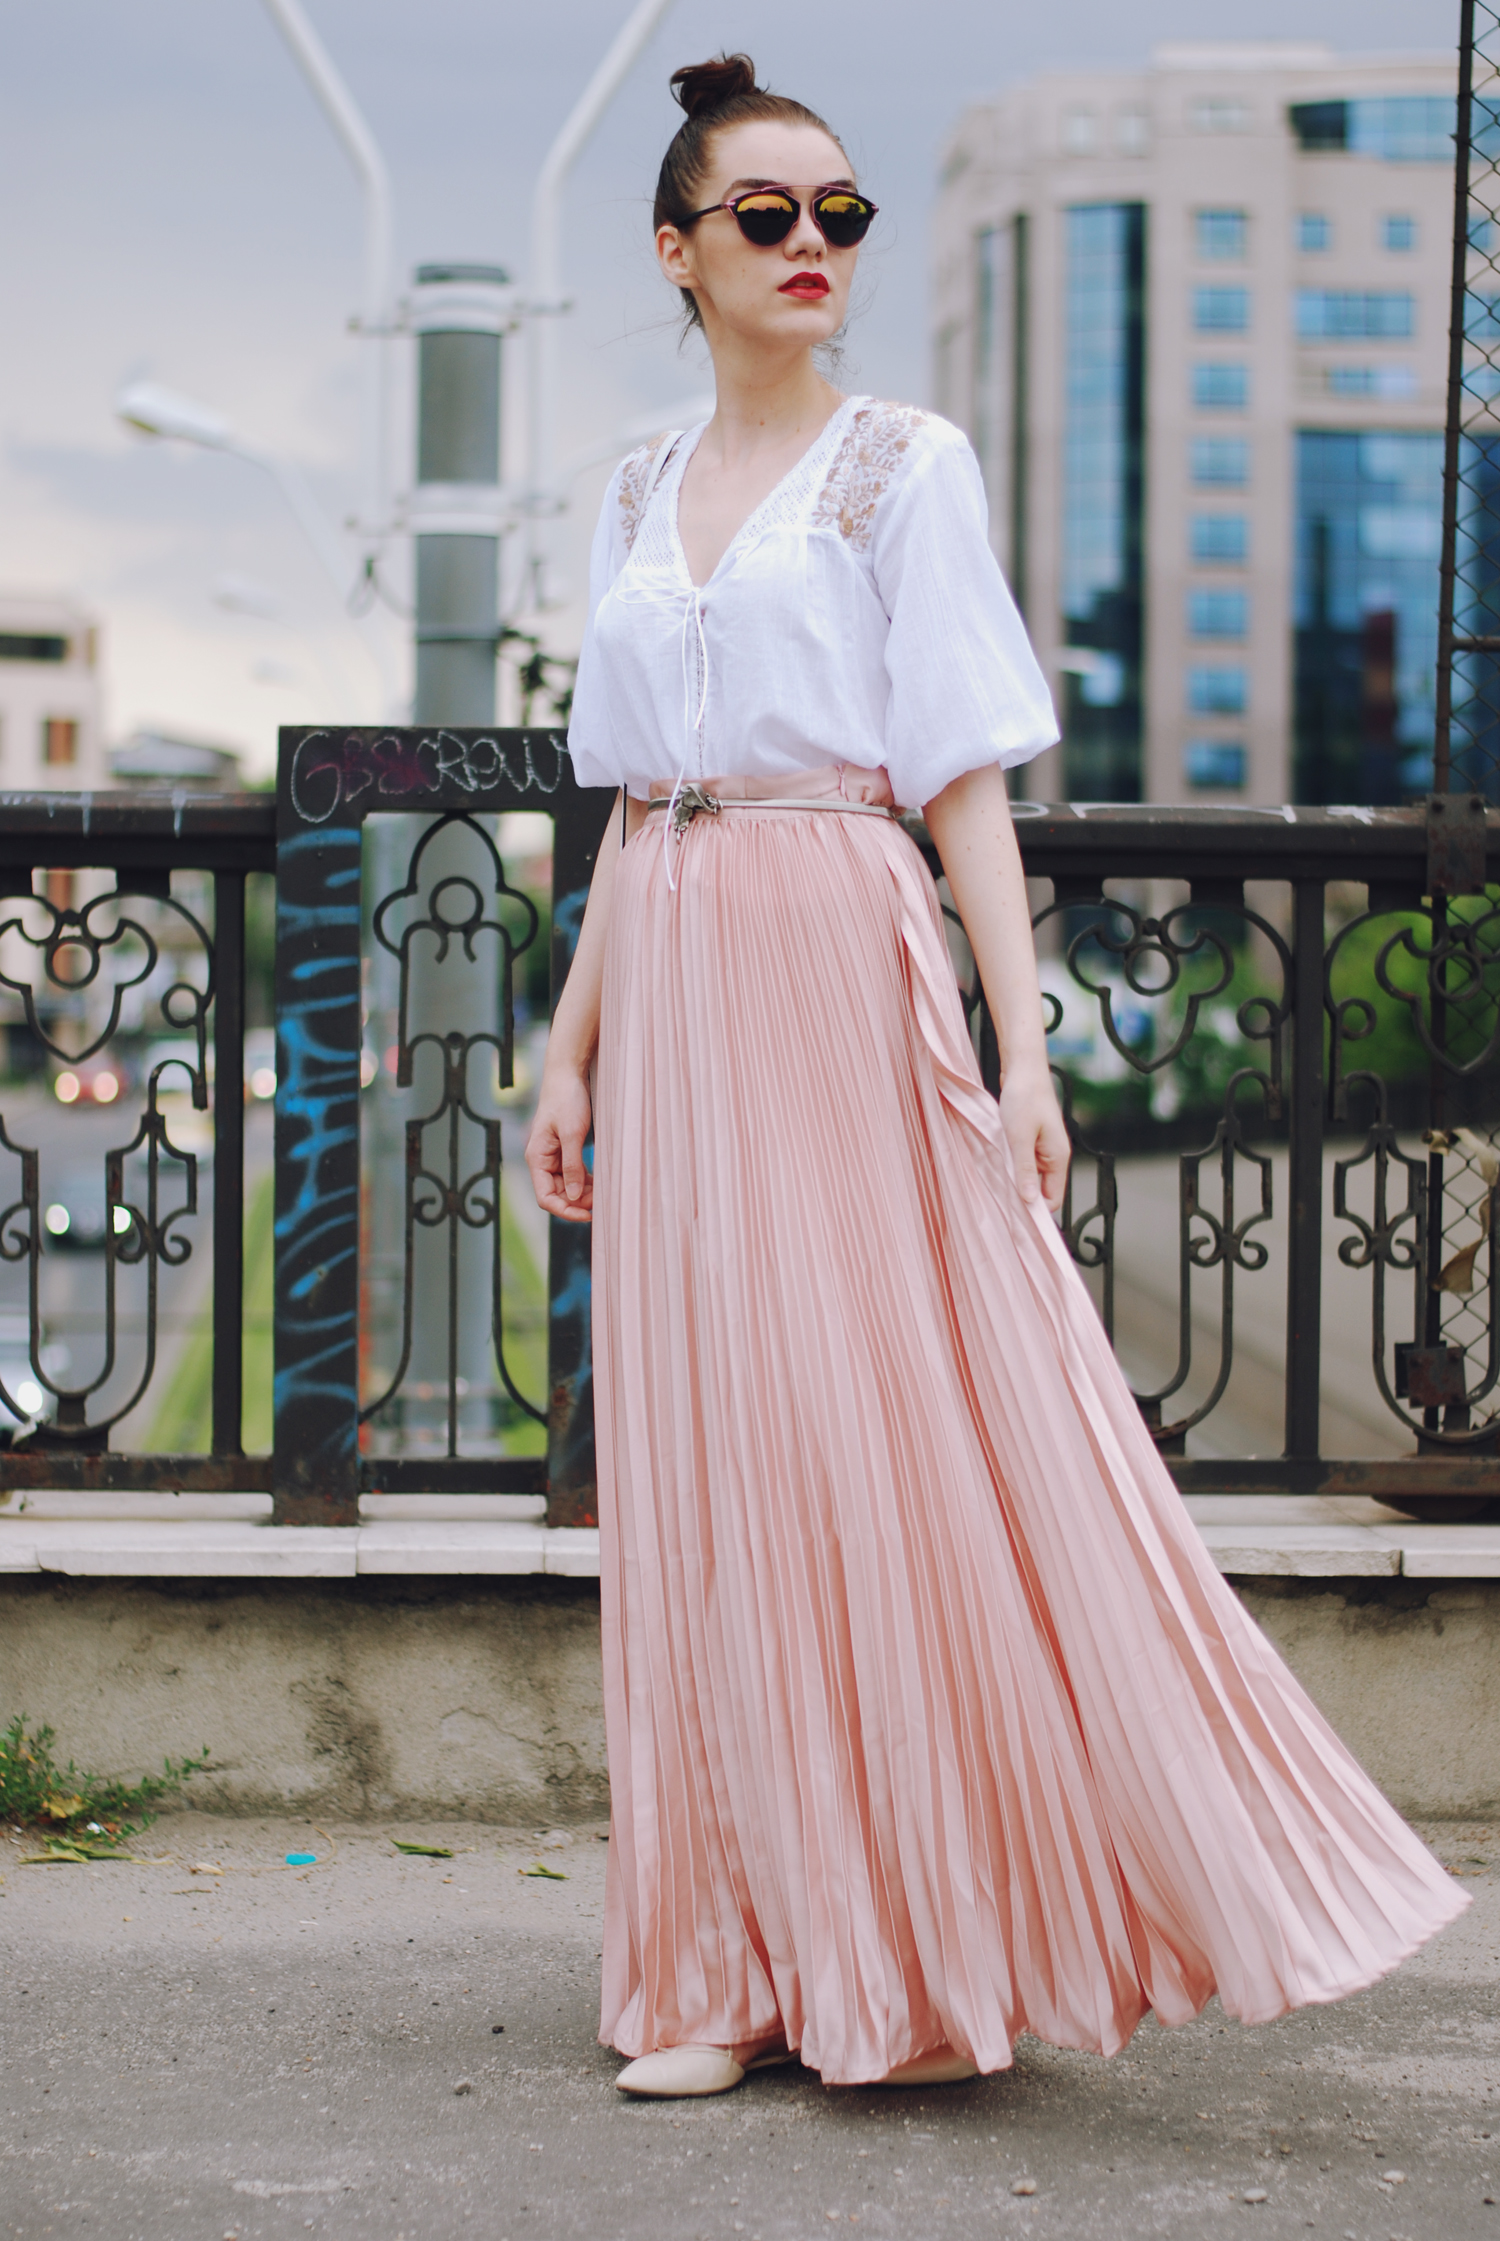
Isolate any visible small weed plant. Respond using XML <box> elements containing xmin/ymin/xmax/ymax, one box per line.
<box><xmin>1</xmin><ymin>1714</ymin><xmax>208</xmax><ymax>1838</ymax></box>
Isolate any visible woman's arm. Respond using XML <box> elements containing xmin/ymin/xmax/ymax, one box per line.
<box><xmin>523</xmin><ymin>791</ymin><xmax>645</xmax><ymax>1222</ymax></box>
<box><xmin>923</xmin><ymin>764</ymin><xmax>1069</xmax><ymax>1214</ymax></box>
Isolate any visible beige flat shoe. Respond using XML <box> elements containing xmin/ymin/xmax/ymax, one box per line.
<box><xmin>616</xmin><ymin>2044</ymin><xmax>745</xmax><ymax>2097</ymax></box>
<box><xmin>876</xmin><ymin>2052</ymin><xmax>980</xmax><ymax>2087</ymax></box>
<box><xmin>614</xmin><ymin>2043</ymin><xmax>793</xmax><ymax>2088</ymax></box>
<box><xmin>615</xmin><ymin>2042</ymin><xmax>795</xmax><ymax>2098</ymax></box>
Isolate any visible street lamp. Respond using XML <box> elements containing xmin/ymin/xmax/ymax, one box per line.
<box><xmin>115</xmin><ymin>379</ymin><xmax>393</xmax><ymax>712</ymax></box>
<box><xmin>258</xmin><ymin>0</ymin><xmax>394</xmax><ymax>563</ymax></box>
<box><xmin>524</xmin><ymin>0</ymin><xmax>679</xmax><ymax>605</ymax></box>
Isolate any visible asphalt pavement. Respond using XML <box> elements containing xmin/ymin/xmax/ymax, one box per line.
<box><xmin>3</xmin><ymin>1812</ymin><xmax>1498</xmax><ymax>2241</ymax></box>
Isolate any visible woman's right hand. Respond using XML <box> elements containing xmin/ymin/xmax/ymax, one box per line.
<box><xmin>525</xmin><ymin>1065</ymin><xmax>595</xmax><ymax>1222</ymax></box>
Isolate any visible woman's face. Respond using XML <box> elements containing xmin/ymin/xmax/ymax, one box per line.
<box><xmin>657</xmin><ymin>120</ymin><xmax>859</xmax><ymax>356</ymax></box>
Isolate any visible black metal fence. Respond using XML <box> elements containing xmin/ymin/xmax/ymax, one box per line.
<box><xmin>2</xmin><ymin>7</ymin><xmax>1496</xmax><ymax>1526</ymax></box>
<box><xmin>1</xmin><ymin>764</ymin><xmax>1498</xmax><ymax>1524</ymax></box>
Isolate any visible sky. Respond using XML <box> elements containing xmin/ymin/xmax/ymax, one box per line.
<box><xmin>0</xmin><ymin>0</ymin><xmax>1459</xmax><ymax>776</ymax></box>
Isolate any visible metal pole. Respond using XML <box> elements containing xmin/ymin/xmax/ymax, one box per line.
<box><xmin>410</xmin><ymin>265</ymin><xmax>511</xmax><ymax>722</ymax></box>
<box><xmin>211</xmin><ymin>869</ymin><xmax>247</xmax><ymax>1457</ymax></box>
<box><xmin>259</xmin><ymin>0</ymin><xmax>393</xmax><ymax>553</ymax></box>
<box><xmin>363</xmin><ymin>266</ymin><xmax>513</xmax><ymax>1467</ymax></box>
<box><xmin>1434</xmin><ymin>0</ymin><xmax>1477</xmax><ymax>794</ymax></box>
<box><xmin>526</xmin><ymin>0</ymin><xmax>677</xmax><ymax>595</ymax></box>
<box><xmin>1284</xmin><ymin>876</ymin><xmax>1326</xmax><ymax>1465</ymax></box>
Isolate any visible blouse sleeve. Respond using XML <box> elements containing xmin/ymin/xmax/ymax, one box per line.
<box><xmin>563</xmin><ymin>461</ymin><xmax>632</xmax><ymax>791</ymax></box>
<box><xmin>870</xmin><ymin>418</ymin><xmax>1058</xmax><ymax>810</ymax></box>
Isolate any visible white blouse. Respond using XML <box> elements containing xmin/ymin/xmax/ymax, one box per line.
<box><xmin>566</xmin><ymin>396</ymin><xmax>1057</xmax><ymax>812</ymax></box>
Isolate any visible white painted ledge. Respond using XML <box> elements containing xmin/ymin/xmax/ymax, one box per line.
<box><xmin>0</xmin><ymin>1516</ymin><xmax>598</xmax><ymax>1580</ymax></box>
<box><xmin>1183</xmin><ymin>1495</ymin><xmax>1500</xmax><ymax>1580</ymax></box>
<box><xmin>0</xmin><ymin>1495</ymin><xmax>1494</xmax><ymax>1582</ymax></box>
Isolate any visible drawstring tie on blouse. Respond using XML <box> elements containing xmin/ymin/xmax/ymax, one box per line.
<box><xmin>662</xmin><ymin>587</ymin><xmax>710</xmax><ymax>890</ymax></box>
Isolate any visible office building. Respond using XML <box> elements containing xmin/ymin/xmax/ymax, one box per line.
<box><xmin>0</xmin><ymin>594</ymin><xmax>106</xmax><ymax>790</ymax></box>
<box><xmin>930</xmin><ymin>44</ymin><xmax>1454</xmax><ymax>803</ymax></box>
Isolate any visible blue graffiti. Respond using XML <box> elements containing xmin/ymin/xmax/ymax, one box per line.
<box><xmin>554</xmin><ymin>884</ymin><xmax>588</xmax><ymax>956</ymax></box>
<box><xmin>291</xmin><ymin>956</ymin><xmax>357</xmax><ymax>982</ymax></box>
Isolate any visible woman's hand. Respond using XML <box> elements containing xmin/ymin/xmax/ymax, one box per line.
<box><xmin>525</xmin><ymin>1065</ymin><xmax>595</xmax><ymax>1223</ymax></box>
<box><xmin>997</xmin><ymin>1061</ymin><xmax>1070</xmax><ymax>1216</ymax></box>
<box><xmin>923</xmin><ymin>767</ymin><xmax>1070</xmax><ymax>1220</ymax></box>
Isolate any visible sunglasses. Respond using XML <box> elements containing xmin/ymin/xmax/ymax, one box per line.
<box><xmin>684</xmin><ymin>182</ymin><xmax>878</xmax><ymax>250</ymax></box>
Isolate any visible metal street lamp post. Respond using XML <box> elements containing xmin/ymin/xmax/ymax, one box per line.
<box><xmin>258</xmin><ymin>0</ymin><xmax>394</xmax><ymax>565</ymax></box>
<box><xmin>524</xmin><ymin>0</ymin><xmax>678</xmax><ymax>607</ymax></box>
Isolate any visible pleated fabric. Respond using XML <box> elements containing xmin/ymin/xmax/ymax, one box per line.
<box><xmin>591</xmin><ymin>804</ymin><xmax>1465</xmax><ymax>2086</ymax></box>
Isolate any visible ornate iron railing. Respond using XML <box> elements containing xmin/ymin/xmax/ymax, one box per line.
<box><xmin>0</xmin><ymin>767</ymin><xmax>1497</xmax><ymax>1524</ymax></box>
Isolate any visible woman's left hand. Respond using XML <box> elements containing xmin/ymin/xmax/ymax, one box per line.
<box><xmin>998</xmin><ymin>1063</ymin><xmax>1070</xmax><ymax>1216</ymax></box>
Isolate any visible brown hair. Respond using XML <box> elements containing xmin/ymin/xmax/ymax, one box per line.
<box><xmin>654</xmin><ymin>54</ymin><xmax>849</xmax><ymax>329</ymax></box>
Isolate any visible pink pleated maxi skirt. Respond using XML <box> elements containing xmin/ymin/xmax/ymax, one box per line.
<box><xmin>590</xmin><ymin>774</ymin><xmax>1465</xmax><ymax>2086</ymax></box>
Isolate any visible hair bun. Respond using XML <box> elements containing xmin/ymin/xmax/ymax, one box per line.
<box><xmin>669</xmin><ymin>54</ymin><xmax>760</xmax><ymax>120</ymax></box>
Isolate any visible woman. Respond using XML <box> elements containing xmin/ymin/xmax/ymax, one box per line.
<box><xmin>526</xmin><ymin>54</ymin><xmax>1464</xmax><ymax>2099</ymax></box>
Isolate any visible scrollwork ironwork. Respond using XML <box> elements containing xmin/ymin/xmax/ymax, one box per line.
<box><xmin>361</xmin><ymin>813</ymin><xmax>545</xmax><ymax>1453</ymax></box>
<box><xmin>0</xmin><ymin>882</ymin><xmax>211</xmax><ymax>1442</ymax></box>
<box><xmin>1327</xmin><ymin>896</ymin><xmax>1500</xmax><ymax>1446</ymax></box>
<box><xmin>1034</xmin><ymin>892</ymin><xmax>1290</xmax><ymax>1446</ymax></box>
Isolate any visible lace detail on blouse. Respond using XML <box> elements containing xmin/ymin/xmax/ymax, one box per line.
<box><xmin>811</xmin><ymin>403</ymin><xmax>929</xmax><ymax>551</ymax></box>
<box><xmin>618</xmin><ymin>434</ymin><xmax>673</xmax><ymax>554</ymax></box>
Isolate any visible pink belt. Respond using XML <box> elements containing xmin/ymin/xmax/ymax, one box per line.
<box><xmin>642</xmin><ymin>765</ymin><xmax>899</xmax><ymax>833</ymax></box>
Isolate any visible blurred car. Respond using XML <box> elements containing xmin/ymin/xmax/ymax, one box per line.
<box><xmin>0</xmin><ymin>1312</ymin><xmax>57</xmax><ymax>1429</ymax></box>
<box><xmin>52</xmin><ymin>1055</ymin><xmax>130</xmax><ymax>1105</ymax></box>
<box><xmin>41</xmin><ymin>1170</ymin><xmax>136</xmax><ymax>1252</ymax></box>
<box><xmin>244</xmin><ymin>1027</ymin><xmax>275</xmax><ymax>1102</ymax></box>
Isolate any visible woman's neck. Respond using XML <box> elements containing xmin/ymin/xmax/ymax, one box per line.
<box><xmin>697</xmin><ymin>339</ymin><xmax>842</xmax><ymax>467</ymax></box>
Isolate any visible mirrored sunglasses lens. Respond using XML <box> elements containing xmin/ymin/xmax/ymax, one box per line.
<box><xmin>733</xmin><ymin>193</ymin><xmax>797</xmax><ymax>244</ymax></box>
<box><xmin>814</xmin><ymin>193</ymin><xmax>873</xmax><ymax>246</ymax></box>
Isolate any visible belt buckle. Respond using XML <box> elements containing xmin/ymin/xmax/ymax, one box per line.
<box><xmin>672</xmin><ymin>783</ymin><xmax>721</xmax><ymax>833</ymax></box>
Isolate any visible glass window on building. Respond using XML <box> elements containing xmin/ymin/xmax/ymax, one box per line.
<box><xmin>1189</xmin><ymin>589</ymin><xmax>1249</xmax><ymax>638</ymax></box>
<box><xmin>1298</xmin><ymin>212</ymin><xmax>1332</xmax><ymax>252</ymax></box>
<box><xmin>1324</xmin><ymin>365</ymin><xmax>1417</xmax><ymax>400</ymax></box>
<box><xmin>1351</xmin><ymin>97</ymin><xmax>1457</xmax><ymax>162</ymax></box>
<box><xmin>1190</xmin><ymin>98</ymin><xmax>1251</xmax><ymax>135</ymax></box>
<box><xmin>1060</xmin><ymin>202</ymin><xmax>1146</xmax><ymax>801</ymax></box>
<box><xmin>1184</xmin><ymin>740</ymin><xmax>1247</xmax><ymax>789</ymax></box>
<box><xmin>1294</xmin><ymin>429</ymin><xmax>1444</xmax><ymax>803</ymax></box>
<box><xmin>1383</xmin><ymin>213</ymin><xmax>1417</xmax><ymax>251</ymax></box>
<box><xmin>42</xmin><ymin>718</ymin><xmax>78</xmax><ymax>766</ymax></box>
<box><xmin>1193</xmin><ymin>362</ymin><xmax>1249</xmax><ymax>410</ymax></box>
<box><xmin>1297</xmin><ymin>290</ymin><xmax>1414</xmax><ymax>340</ymax></box>
<box><xmin>1451</xmin><ymin>430</ymin><xmax>1500</xmax><ymax>794</ymax></box>
<box><xmin>1195</xmin><ymin>208</ymin><xmax>1247</xmax><ymax>261</ymax></box>
<box><xmin>973</xmin><ymin>218</ymin><xmax>1029</xmax><ymax>606</ymax></box>
<box><xmin>1194</xmin><ymin>286</ymin><xmax>1250</xmax><ymax>333</ymax></box>
<box><xmin>1288</xmin><ymin>98</ymin><xmax>1454</xmax><ymax>162</ymax></box>
<box><xmin>1188</xmin><ymin>666</ymin><xmax>1248</xmax><ymax>714</ymax></box>
<box><xmin>1192</xmin><ymin>513</ymin><xmax>1249</xmax><ymax>563</ymax></box>
<box><xmin>1191</xmin><ymin>437</ymin><xmax>1250</xmax><ymax>486</ymax></box>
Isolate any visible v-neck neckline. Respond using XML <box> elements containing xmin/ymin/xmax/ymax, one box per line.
<box><xmin>670</xmin><ymin>395</ymin><xmax>864</xmax><ymax>590</ymax></box>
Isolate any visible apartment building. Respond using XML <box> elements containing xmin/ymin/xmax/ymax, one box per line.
<box><xmin>0</xmin><ymin>594</ymin><xmax>106</xmax><ymax>790</ymax></box>
<box><xmin>930</xmin><ymin>43</ymin><xmax>1454</xmax><ymax>804</ymax></box>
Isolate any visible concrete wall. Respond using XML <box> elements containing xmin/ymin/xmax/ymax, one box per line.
<box><xmin>3</xmin><ymin>1572</ymin><xmax>1498</xmax><ymax>1822</ymax></box>
<box><xmin>0</xmin><ymin>1575</ymin><xmax>608</xmax><ymax>1825</ymax></box>
<box><xmin>1238</xmin><ymin>1577</ymin><xmax>1500</xmax><ymax>1819</ymax></box>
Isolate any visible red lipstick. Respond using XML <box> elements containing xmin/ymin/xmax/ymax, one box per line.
<box><xmin>779</xmin><ymin>272</ymin><xmax>830</xmax><ymax>298</ymax></box>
